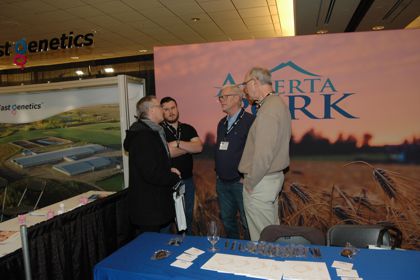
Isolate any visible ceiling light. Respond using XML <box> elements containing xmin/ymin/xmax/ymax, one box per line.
<box><xmin>316</xmin><ymin>29</ymin><xmax>328</xmax><ymax>34</ymax></box>
<box><xmin>75</xmin><ymin>70</ymin><xmax>84</xmax><ymax>76</ymax></box>
<box><xmin>138</xmin><ymin>49</ymin><xmax>148</xmax><ymax>53</ymax></box>
<box><xmin>70</xmin><ymin>56</ymin><xmax>79</xmax><ymax>60</ymax></box>
<box><xmin>104</xmin><ymin>67</ymin><xmax>114</xmax><ymax>73</ymax></box>
<box><xmin>191</xmin><ymin>17</ymin><xmax>200</xmax><ymax>22</ymax></box>
<box><xmin>277</xmin><ymin>0</ymin><xmax>295</xmax><ymax>36</ymax></box>
<box><xmin>372</xmin><ymin>25</ymin><xmax>385</xmax><ymax>31</ymax></box>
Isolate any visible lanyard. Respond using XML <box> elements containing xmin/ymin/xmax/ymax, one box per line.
<box><xmin>162</xmin><ymin>122</ymin><xmax>181</xmax><ymax>141</ymax></box>
<box><xmin>255</xmin><ymin>92</ymin><xmax>273</xmax><ymax>109</ymax></box>
<box><xmin>224</xmin><ymin>108</ymin><xmax>244</xmax><ymax>137</ymax></box>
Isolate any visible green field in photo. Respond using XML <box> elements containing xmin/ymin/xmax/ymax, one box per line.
<box><xmin>95</xmin><ymin>173</ymin><xmax>124</xmax><ymax>191</ymax></box>
<box><xmin>0</xmin><ymin>122</ymin><xmax>122</xmax><ymax>147</ymax></box>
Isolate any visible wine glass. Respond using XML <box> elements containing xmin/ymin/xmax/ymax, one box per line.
<box><xmin>207</xmin><ymin>221</ymin><xmax>220</xmax><ymax>252</ymax></box>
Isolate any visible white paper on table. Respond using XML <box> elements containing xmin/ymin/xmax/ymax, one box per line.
<box><xmin>184</xmin><ymin>247</ymin><xmax>205</xmax><ymax>256</ymax></box>
<box><xmin>336</xmin><ymin>268</ymin><xmax>359</xmax><ymax>278</ymax></box>
<box><xmin>201</xmin><ymin>253</ymin><xmax>258</xmax><ymax>274</ymax></box>
<box><xmin>28</xmin><ymin>210</ymin><xmax>47</xmax><ymax>216</ymax></box>
<box><xmin>341</xmin><ymin>277</ymin><xmax>363</xmax><ymax>280</ymax></box>
<box><xmin>176</xmin><ymin>253</ymin><xmax>197</xmax><ymax>262</ymax></box>
<box><xmin>0</xmin><ymin>232</ymin><xmax>21</xmax><ymax>257</ymax></box>
<box><xmin>331</xmin><ymin>261</ymin><xmax>353</xmax><ymax>270</ymax></box>
<box><xmin>0</xmin><ymin>231</ymin><xmax>19</xmax><ymax>244</ymax></box>
<box><xmin>282</xmin><ymin>261</ymin><xmax>331</xmax><ymax>280</ymax></box>
<box><xmin>253</xmin><ymin>259</ymin><xmax>286</xmax><ymax>280</ymax></box>
<box><xmin>170</xmin><ymin>259</ymin><xmax>193</xmax><ymax>269</ymax></box>
<box><xmin>234</xmin><ymin>258</ymin><xmax>284</xmax><ymax>280</ymax></box>
<box><xmin>367</xmin><ymin>245</ymin><xmax>388</xmax><ymax>250</ymax></box>
<box><xmin>201</xmin><ymin>253</ymin><xmax>284</xmax><ymax>279</ymax></box>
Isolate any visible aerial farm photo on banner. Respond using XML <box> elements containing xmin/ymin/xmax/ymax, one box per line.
<box><xmin>0</xmin><ymin>78</ymin><xmax>145</xmax><ymax>212</ymax></box>
<box><xmin>154</xmin><ymin>29</ymin><xmax>420</xmax><ymax>249</ymax></box>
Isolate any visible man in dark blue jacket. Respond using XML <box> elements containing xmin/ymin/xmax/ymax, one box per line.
<box><xmin>215</xmin><ymin>85</ymin><xmax>255</xmax><ymax>239</ymax></box>
<box><xmin>124</xmin><ymin>96</ymin><xmax>180</xmax><ymax>235</ymax></box>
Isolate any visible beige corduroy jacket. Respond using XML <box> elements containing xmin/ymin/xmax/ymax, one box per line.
<box><xmin>238</xmin><ymin>94</ymin><xmax>292</xmax><ymax>189</ymax></box>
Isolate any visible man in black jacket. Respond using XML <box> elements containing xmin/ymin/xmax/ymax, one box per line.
<box><xmin>124</xmin><ymin>96</ymin><xmax>180</xmax><ymax>235</ymax></box>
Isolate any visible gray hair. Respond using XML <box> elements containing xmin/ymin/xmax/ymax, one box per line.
<box><xmin>247</xmin><ymin>67</ymin><xmax>272</xmax><ymax>85</ymax></box>
<box><xmin>221</xmin><ymin>85</ymin><xmax>243</xmax><ymax>106</ymax></box>
<box><xmin>221</xmin><ymin>84</ymin><xmax>243</xmax><ymax>96</ymax></box>
<box><xmin>136</xmin><ymin>96</ymin><xmax>156</xmax><ymax>119</ymax></box>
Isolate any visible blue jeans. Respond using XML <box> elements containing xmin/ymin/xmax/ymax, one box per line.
<box><xmin>183</xmin><ymin>177</ymin><xmax>195</xmax><ymax>235</ymax></box>
<box><xmin>216</xmin><ymin>178</ymin><xmax>249</xmax><ymax>239</ymax></box>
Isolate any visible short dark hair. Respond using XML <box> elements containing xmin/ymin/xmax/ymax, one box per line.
<box><xmin>160</xmin><ymin>96</ymin><xmax>177</xmax><ymax>106</ymax></box>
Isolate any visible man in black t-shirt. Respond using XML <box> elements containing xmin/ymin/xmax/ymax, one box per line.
<box><xmin>160</xmin><ymin>96</ymin><xmax>203</xmax><ymax>234</ymax></box>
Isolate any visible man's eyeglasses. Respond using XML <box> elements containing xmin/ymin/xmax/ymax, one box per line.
<box><xmin>218</xmin><ymin>94</ymin><xmax>241</xmax><ymax>101</ymax></box>
<box><xmin>238</xmin><ymin>79</ymin><xmax>254</xmax><ymax>88</ymax></box>
<box><xmin>238</xmin><ymin>79</ymin><xmax>254</xmax><ymax>94</ymax></box>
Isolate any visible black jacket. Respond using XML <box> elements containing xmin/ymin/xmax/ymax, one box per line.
<box><xmin>123</xmin><ymin>120</ymin><xmax>179</xmax><ymax>226</ymax></box>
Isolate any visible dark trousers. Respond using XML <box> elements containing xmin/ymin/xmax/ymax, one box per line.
<box><xmin>182</xmin><ymin>177</ymin><xmax>195</xmax><ymax>235</ymax></box>
<box><xmin>216</xmin><ymin>178</ymin><xmax>249</xmax><ymax>240</ymax></box>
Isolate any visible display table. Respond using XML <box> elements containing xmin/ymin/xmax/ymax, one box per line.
<box><xmin>0</xmin><ymin>190</ymin><xmax>112</xmax><ymax>257</ymax></box>
<box><xmin>94</xmin><ymin>232</ymin><xmax>420</xmax><ymax>280</ymax></box>
<box><xmin>0</xmin><ymin>189</ymin><xmax>134</xmax><ymax>280</ymax></box>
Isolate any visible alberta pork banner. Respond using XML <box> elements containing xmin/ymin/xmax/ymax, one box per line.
<box><xmin>155</xmin><ymin>29</ymin><xmax>420</xmax><ymax>249</ymax></box>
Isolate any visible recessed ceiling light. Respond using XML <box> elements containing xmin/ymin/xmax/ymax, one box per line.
<box><xmin>75</xmin><ymin>70</ymin><xmax>84</xmax><ymax>76</ymax></box>
<box><xmin>316</xmin><ymin>29</ymin><xmax>328</xmax><ymax>34</ymax></box>
<box><xmin>191</xmin><ymin>17</ymin><xmax>200</xmax><ymax>22</ymax></box>
<box><xmin>104</xmin><ymin>67</ymin><xmax>114</xmax><ymax>73</ymax></box>
<box><xmin>138</xmin><ymin>49</ymin><xmax>148</xmax><ymax>53</ymax></box>
<box><xmin>372</xmin><ymin>25</ymin><xmax>385</xmax><ymax>31</ymax></box>
<box><xmin>70</xmin><ymin>56</ymin><xmax>79</xmax><ymax>60</ymax></box>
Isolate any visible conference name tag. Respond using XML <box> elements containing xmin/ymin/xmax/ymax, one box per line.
<box><xmin>219</xmin><ymin>141</ymin><xmax>229</xmax><ymax>150</ymax></box>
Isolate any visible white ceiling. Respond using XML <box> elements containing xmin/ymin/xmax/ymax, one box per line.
<box><xmin>0</xmin><ymin>0</ymin><xmax>419</xmax><ymax>70</ymax></box>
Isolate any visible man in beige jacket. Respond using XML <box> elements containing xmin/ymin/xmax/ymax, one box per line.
<box><xmin>238</xmin><ymin>67</ymin><xmax>292</xmax><ymax>241</ymax></box>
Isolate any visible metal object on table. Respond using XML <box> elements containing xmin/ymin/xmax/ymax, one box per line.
<box><xmin>230</xmin><ymin>241</ymin><xmax>236</xmax><ymax>250</ymax></box>
<box><xmin>310</xmin><ymin>247</ymin><xmax>322</xmax><ymax>258</ymax></box>
<box><xmin>151</xmin><ymin>249</ymin><xmax>171</xmax><ymax>260</ymax></box>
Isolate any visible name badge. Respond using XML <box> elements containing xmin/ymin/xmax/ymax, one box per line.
<box><xmin>219</xmin><ymin>141</ymin><xmax>229</xmax><ymax>150</ymax></box>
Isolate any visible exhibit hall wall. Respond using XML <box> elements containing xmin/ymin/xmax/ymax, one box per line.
<box><xmin>155</xmin><ymin>29</ymin><xmax>420</xmax><ymax>249</ymax></box>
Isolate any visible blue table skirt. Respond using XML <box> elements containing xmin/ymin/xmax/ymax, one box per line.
<box><xmin>94</xmin><ymin>232</ymin><xmax>420</xmax><ymax>280</ymax></box>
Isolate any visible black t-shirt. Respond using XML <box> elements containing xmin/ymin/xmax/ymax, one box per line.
<box><xmin>161</xmin><ymin>122</ymin><xmax>198</xmax><ymax>179</ymax></box>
